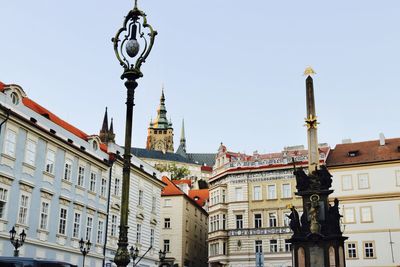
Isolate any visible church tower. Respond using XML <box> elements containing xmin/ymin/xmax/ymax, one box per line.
<box><xmin>146</xmin><ymin>89</ymin><xmax>174</xmax><ymax>153</ymax></box>
<box><xmin>99</xmin><ymin>107</ymin><xmax>115</xmax><ymax>143</ymax></box>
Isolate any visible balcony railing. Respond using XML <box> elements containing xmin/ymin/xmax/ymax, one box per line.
<box><xmin>228</xmin><ymin>226</ymin><xmax>291</xmax><ymax>236</ymax></box>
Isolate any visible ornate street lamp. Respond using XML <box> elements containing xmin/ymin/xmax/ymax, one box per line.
<box><xmin>129</xmin><ymin>246</ymin><xmax>139</xmax><ymax>266</ymax></box>
<box><xmin>9</xmin><ymin>226</ymin><xmax>26</xmax><ymax>257</ymax></box>
<box><xmin>79</xmin><ymin>238</ymin><xmax>91</xmax><ymax>267</ymax></box>
<box><xmin>112</xmin><ymin>1</ymin><xmax>157</xmax><ymax>267</ymax></box>
<box><xmin>158</xmin><ymin>249</ymin><xmax>166</xmax><ymax>266</ymax></box>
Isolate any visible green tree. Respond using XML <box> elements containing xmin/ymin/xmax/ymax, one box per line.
<box><xmin>155</xmin><ymin>163</ymin><xmax>190</xmax><ymax>180</ymax></box>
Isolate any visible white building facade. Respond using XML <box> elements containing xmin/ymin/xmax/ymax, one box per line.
<box><xmin>0</xmin><ymin>82</ymin><xmax>164</xmax><ymax>267</ymax></box>
<box><xmin>327</xmin><ymin>136</ymin><xmax>400</xmax><ymax>267</ymax></box>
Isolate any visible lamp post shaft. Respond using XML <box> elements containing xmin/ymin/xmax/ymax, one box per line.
<box><xmin>82</xmin><ymin>255</ymin><xmax>86</xmax><ymax>267</ymax></box>
<box><xmin>114</xmin><ymin>76</ymin><xmax>138</xmax><ymax>267</ymax></box>
<box><xmin>14</xmin><ymin>249</ymin><xmax>19</xmax><ymax>257</ymax></box>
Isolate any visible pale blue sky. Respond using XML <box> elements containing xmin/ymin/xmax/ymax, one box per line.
<box><xmin>1</xmin><ymin>1</ymin><xmax>399</xmax><ymax>154</ymax></box>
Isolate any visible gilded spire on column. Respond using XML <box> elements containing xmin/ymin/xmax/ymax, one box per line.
<box><xmin>304</xmin><ymin>66</ymin><xmax>320</xmax><ymax>173</ymax></box>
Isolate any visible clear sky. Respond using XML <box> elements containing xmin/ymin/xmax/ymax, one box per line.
<box><xmin>1</xmin><ymin>1</ymin><xmax>399</xmax><ymax>154</ymax></box>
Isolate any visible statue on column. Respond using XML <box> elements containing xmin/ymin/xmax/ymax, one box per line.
<box><xmin>287</xmin><ymin>206</ymin><xmax>301</xmax><ymax>235</ymax></box>
<box><xmin>309</xmin><ymin>194</ymin><xmax>321</xmax><ymax>234</ymax></box>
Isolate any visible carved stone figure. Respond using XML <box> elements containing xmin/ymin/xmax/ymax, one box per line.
<box><xmin>287</xmin><ymin>206</ymin><xmax>301</xmax><ymax>235</ymax></box>
<box><xmin>309</xmin><ymin>194</ymin><xmax>321</xmax><ymax>234</ymax></box>
<box><xmin>328</xmin><ymin>198</ymin><xmax>342</xmax><ymax>234</ymax></box>
<box><xmin>294</xmin><ymin>169</ymin><xmax>310</xmax><ymax>192</ymax></box>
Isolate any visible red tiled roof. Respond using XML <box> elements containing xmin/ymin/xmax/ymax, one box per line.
<box><xmin>201</xmin><ymin>165</ymin><xmax>213</xmax><ymax>172</ymax></box>
<box><xmin>161</xmin><ymin>176</ymin><xmax>185</xmax><ymax>196</ymax></box>
<box><xmin>326</xmin><ymin>138</ymin><xmax>400</xmax><ymax>167</ymax></box>
<box><xmin>172</xmin><ymin>179</ymin><xmax>192</xmax><ymax>187</ymax></box>
<box><xmin>1</xmin><ymin>82</ymin><xmax>107</xmax><ymax>153</ymax></box>
<box><xmin>188</xmin><ymin>189</ymin><xmax>209</xmax><ymax>207</ymax></box>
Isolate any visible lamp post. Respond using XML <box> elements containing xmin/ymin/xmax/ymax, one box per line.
<box><xmin>158</xmin><ymin>250</ymin><xmax>166</xmax><ymax>267</ymax></box>
<box><xmin>79</xmin><ymin>238</ymin><xmax>91</xmax><ymax>267</ymax></box>
<box><xmin>129</xmin><ymin>246</ymin><xmax>139</xmax><ymax>266</ymax></box>
<box><xmin>112</xmin><ymin>1</ymin><xmax>157</xmax><ymax>267</ymax></box>
<box><xmin>9</xmin><ymin>226</ymin><xmax>26</xmax><ymax>257</ymax></box>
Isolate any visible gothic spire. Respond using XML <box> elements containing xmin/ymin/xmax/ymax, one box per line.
<box><xmin>101</xmin><ymin>107</ymin><xmax>108</xmax><ymax>133</ymax></box>
<box><xmin>176</xmin><ymin>118</ymin><xmax>187</xmax><ymax>156</ymax></box>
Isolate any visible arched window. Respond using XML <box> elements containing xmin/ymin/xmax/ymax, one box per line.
<box><xmin>11</xmin><ymin>92</ymin><xmax>19</xmax><ymax>105</ymax></box>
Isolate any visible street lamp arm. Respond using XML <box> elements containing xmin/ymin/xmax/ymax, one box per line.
<box><xmin>133</xmin><ymin>246</ymin><xmax>152</xmax><ymax>267</ymax></box>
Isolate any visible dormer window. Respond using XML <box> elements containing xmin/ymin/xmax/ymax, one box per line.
<box><xmin>11</xmin><ymin>92</ymin><xmax>19</xmax><ymax>105</ymax></box>
<box><xmin>348</xmin><ymin>150</ymin><xmax>359</xmax><ymax>157</ymax></box>
<box><xmin>93</xmin><ymin>141</ymin><xmax>98</xmax><ymax>151</ymax></box>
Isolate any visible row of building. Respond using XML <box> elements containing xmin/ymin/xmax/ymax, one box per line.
<box><xmin>0</xmin><ymin>81</ymin><xmax>210</xmax><ymax>267</ymax></box>
<box><xmin>207</xmin><ymin>137</ymin><xmax>400</xmax><ymax>267</ymax></box>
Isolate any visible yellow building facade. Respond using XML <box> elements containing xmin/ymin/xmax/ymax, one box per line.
<box><xmin>208</xmin><ymin>143</ymin><xmax>329</xmax><ymax>267</ymax></box>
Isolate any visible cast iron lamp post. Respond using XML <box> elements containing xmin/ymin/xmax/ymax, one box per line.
<box><xmin>158</xmin><ymin>250</ymin><xmax>166</xmax><ymax>267</ymax></box>
<box><xmin>129</xmin><ymin>246</ymin><xmax>139</xmax><ymax>266</ymax></box>
<box><xmin>112</xmin><ymin>1</ymin><xmax>157</xmax><ymax>266</ymax></box>
<box><xmin>9</xmin><ymin>226</ymin><xmax>26</xmax><ymax>257</ymax></box>
<box><xmin>79</xmin><ymin>238</ymin><xmax>91</xmax><ymax>267</ymax></box>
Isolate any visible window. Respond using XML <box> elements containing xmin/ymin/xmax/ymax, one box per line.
<box><xmin>270</xmin><ymin>239</ymin><xmax>278</xmax><ymax>252</ymax></box>
<box><xmin>360</xmin><ymin>207</ymin><xmax>372</xmax><ymax>223</ymax></box>
<box><xmin>86</xmin><ymin>216</ymin><xmax>93</xmax><ymax>241</ymax></box>
<box><xmin>39</xmin><ymin>201</ymin><xmax>49</xmax><ymax>230</ymax></box>
<box><xmin>58</xmin><ymin>208</ymin><xmax>67</xmax><ymax>235</ymax></box>
<box><xmin>396</xmin><ymin>170</ymin><xmax>400</xmax><ymax>186</ymax></box>
<box><xmin>268</xmin><ymin>185</ymin><xmax>276</xmax><ymax>199</ymax></box>
<box><xmin>100</xmin><ymin>177</ymin><xmax>107</xmax><ymax>197</ymax></box>
<box><xmin>235</xmin><ymin>187</ymin><xmax>243</xmax><ymax>201</ymax></box>
<box><xmin>254</xmin><ymin>214</ymin><xmax>262</xmax><ymax>228</ymax></box>
<box><xmin>45</xmin><ymin>149</ymin><xmax>56</xmax><ymax>174</ymax></box>
<box><xmin>222</xmin><ymin>214</ymin><xmax>226</xmax><ymax>230</ymax></box>
<box><xmin>283</xmin><ymin>212</ymin><xmax>291</xmax><ymax>227</ymax></box>
<box><xmin>25</xmin><ymin>139</ymin><xmax>36</xmax><ymax>165</ymax></box>
<box><xmin>185</xmin><ymin>220</ymin><xmax>189</xmax><ymax>231</ymax></box>
<box><xmin>223</xmin><ymin>242</ymin><xmax>227</xmax><ymax>255</ymax></box>
<box><xmin>11</xmin><ymin>92</ymin><xmax>19</xmax><ymax>105</ymax></box>
<box><xmin>236</xmin><ymin>214</ymin><xmax>243</xmax><ymax>229</ymax></box>
<box><xmin>164</xmin><ymin>218</ymin><xmax>171</xmax><ymax>228</ymax></box>
<box><xmin>4</xmin><ymin>129</ymin><xmax>17</xmax><ymax>157</ymax></box>
<box><xmin>210</xmin><ymin>191</ymin><xmax>220</xmax><ymax>205</ymax></box>
<box><xmin>18</xmin><ymin>194</ymin><xmax>29</xmax><ymax>225</ymax></box>
<box><xmin>111</xmin><ymin>215</ymin><xmax>118</xmax><ymax>237</ymax></box>
<box><xmin>150</xmin><ymin>229</ymin><xmax>155</xmax><ymax>247</ymax></box>
<box><xmin>255</xmin><ymin>240</ymin><xmax>263</xmax><ymax>253</ymax></box>
<box><xmin>282</xmin><ymin>184</ymin><xmax>291</xmax><ymax>198</ymax></box>
<box><xmin>363</xmin><ymin>242</ymin><xmax>375</xmax><ymax>258</ymax></box>
<box><xmin>78</xmin><ymin>166</ymin><xmax>85</xmax><ymax>187</ymax></box>
<box><xmin>164</xmin><ymin>199</ymin><xmax>171</xmax><ymax>207</ymax></box>
<box><xmin>73</xmin><ymin>212</ymin><xmax>81</xmax><ymax>238</ymax></box>
<box><xmin>136</xmin><ymin>224</ymin><xmax>141</xmax><ymax>243</ymax></box>
<box><xmin>210</xmin><ymin>243</ymin><xmax>219</xmax><ymax>256</ymax></box>
<box><xmin>97</xmin><ymin>220</ymin><xmax>104</xmax><ymax>244</ymax></box>
<box><xmin>342</xmin><ymin>175</ymin><xmax>353</xmax><ymax>190</ymax></box>
<box><xmin>138</xmin><ymin>190</ymin><xmax>143</xmax><ymax>206</ymax></box>
<box><xmin>347</xmin><ymin>242</ymin><xmax>357</xmax><ymax>259</ymax></box>
<box><xmin>152</xmin><ymin>196</ymin><xmax>156</xmax><ymax>213</ymax></box>
<box><xmin>90</xmin><ymin>172</ymin><xmax>96</xmax><ymax>192</ymax></box>
<box><xmin>163</xmin><ymin>240</ymin><xmax>170</xmax><ymax>252</ymax></box>
<box><xmin>253</xmin><ymin>186</ymin><xmax>261</xmax><ymax>200</ymax></box>
<box><xmin>269</xmin><ymin>213</ymin><xmax>277</xmax><ymax>227</ymax></box>
<box><xmin>222</xmin><ymin>189</ymin><xmax>226</xmax><ymax>203</ymax></box>
<box><xmin>114</xmin><ymin>177</ymin><xmax>120</xmax><ymax>196</ymax></box>
<box><xmin>344</xmin><ymin>208</ymin><xmax>355</xmax><ymax>223</ymax></box>
<box><xmin>285</xmin><ymin>240</ymin><xmax>292</xmax><ymax>252</ymax></box>
<box><xmin>0</xmin><ymin>188</ymin><xmax>8</xmax><ymax>219</ymax></box>
<box><xmin>63</xmin><ymin>159</ymin><xmax>73</xmax><ymax>181</ymax></box>
<box><xmin>358</xmin><ymin>173</ymin><xmax>369</xmax><ymax>189</ymax></box>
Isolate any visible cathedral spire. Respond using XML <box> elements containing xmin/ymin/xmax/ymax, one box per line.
<box><xmin>176</xmin><ymin>118</ymin><xmax>186</xmax><ymax>155</ymax></box>
<box><xmin>101</xmin><ymin>107</ymin><xmax>109</xmax><ymax>133</ymax></box>
<box><xmin>154</xmin><ymin>88</ymin><xmax>170</xmax><ymax>129</ymax></box>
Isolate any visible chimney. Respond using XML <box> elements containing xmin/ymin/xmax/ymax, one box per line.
<box><xmin>379</xmin><ymin>133</ymin><xmax>385</xmax><ymax>146</ymax></box>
